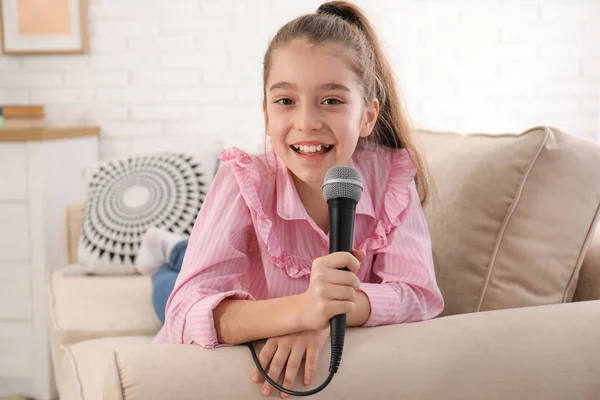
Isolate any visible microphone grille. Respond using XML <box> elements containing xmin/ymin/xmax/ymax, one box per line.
<box><xmin>322</xmin><ymin>166</ymin><xmax>363</xmax><ymax>202</ymax></box>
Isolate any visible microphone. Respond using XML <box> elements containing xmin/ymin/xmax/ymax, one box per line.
<box><xmin>245</xmin><ymin>165</ymin><xmax>363</xmax><ymax>397</ymax></box>
<box><xmin>322</xmin><ymin>165</ymin><xmax>363</xmax><ymax>374</ymax></box>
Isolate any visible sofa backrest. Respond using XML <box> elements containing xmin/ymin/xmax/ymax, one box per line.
<box><xmin>418</xmin><ymin>126</ymin><xmax>600</xmax><ymax>315</ymax></box>
<box><xmin>64</xmin><ymin>126</ymin><xmax>600</xmax><ymax>315</ymax></box>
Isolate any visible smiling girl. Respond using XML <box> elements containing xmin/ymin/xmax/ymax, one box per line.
<box><xmin>152</xmin><ymin>1</ymin><xmax>444</xmax><ymax>397</ymax></box>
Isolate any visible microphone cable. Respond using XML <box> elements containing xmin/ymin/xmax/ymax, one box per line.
<box><xmin>246</xmin><ymin>314</ymin><xmax>347</xmax><ymax>396</ymax></box>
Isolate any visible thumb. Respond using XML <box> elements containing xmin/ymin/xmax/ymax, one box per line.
<box><xmin>352</xmin><ymin>249</ymin><xmax>367</xmax><ymax>263</ymax></box>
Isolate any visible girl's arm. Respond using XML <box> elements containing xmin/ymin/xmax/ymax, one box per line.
<box><xmin>359</xmin><ymin>181</ymin><xmax>445</xmax><ymax>326</ymax></box>
<box><xmin>214</xmin><ymin>295</ymin><xmax>305</xmax><ymax>345</ymax></box>
<box><xmin>346</xmin><ymin>290</ymin><xmax>371</xmax><ymax>326</ymax></box>
<box><xmin>162</xmin><ymin>161</ymin><xmax>270</xmax><ymax>349</ymax></box>
<box><xmin>215</xmin><ymin>257</ymin><xmax>373</xmax><ymax>344</ymax></box>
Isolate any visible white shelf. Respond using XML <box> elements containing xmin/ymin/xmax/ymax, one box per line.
<box><xmin>0</xmin><ymin>130</ymin><xmax>99</xmax><ymax>400</ymax></box>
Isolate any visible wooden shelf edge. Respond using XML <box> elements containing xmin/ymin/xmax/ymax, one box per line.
<box><xmin>0</xmin><ymin>126</ymin><xmax>101</xmax><ymax>142</ymax></box>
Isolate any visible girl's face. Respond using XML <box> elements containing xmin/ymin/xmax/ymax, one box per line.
<box><xmin>264</xmin><ymin>39</ymin><xmax>379</xmax><ymax>187</ymax></box>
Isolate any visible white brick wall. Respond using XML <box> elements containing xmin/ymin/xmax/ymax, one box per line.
<box><xmin>0</xmin><ymin>0</ymin><xmax>598</xmax><ymax>160</ymax></box>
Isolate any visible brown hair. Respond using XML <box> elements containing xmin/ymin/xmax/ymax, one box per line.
<box><xmin>262</xmin><ymin>1</ymin><xmax>430</xmax><ymax>205</ymax></box>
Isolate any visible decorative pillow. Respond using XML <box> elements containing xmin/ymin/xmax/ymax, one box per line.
<box><xmin>419</xmin><ymin>126</ymin><xmax>600</xmax><ymax>316</ymax></box>
<box><xmin>77</xmin><ymin>152</ymin><xmax>207</xmax><ymax>275</ymax></box>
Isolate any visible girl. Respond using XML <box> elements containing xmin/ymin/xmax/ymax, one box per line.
<box><xmin>152</xmin><ymin>1</ymin><xmax>445</xmax><ymax>397</ymax></box>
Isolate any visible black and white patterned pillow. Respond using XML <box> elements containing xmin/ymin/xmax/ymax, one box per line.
<box><xmin>77</xmin><ymin>152</ymin><xmax>206</xmax><ymax>274</ymax></box>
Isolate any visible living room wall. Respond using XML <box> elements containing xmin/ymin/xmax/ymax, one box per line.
<box><xmin>0</xmin><ymin>0</ymin><xmax>598</xmax><ymax>160</ymax></box>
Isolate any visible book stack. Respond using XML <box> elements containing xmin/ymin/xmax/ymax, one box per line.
<box><xmin>0</xmin><ymin>105</ymin><xmax>46</xmax><ymax>130</ymax></box>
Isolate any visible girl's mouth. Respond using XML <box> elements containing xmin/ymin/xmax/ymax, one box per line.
<box><xmin>290</xmin><ymin>144</ymin><xmax>334</xmax><ymax>156</ymax></box>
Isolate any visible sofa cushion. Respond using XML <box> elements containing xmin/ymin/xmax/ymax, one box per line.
<box><xmin>48</xmin><ymin>268</ymin><xmax>162</xmax><ymax>375</ymax></box>
<box><xmin>57</xmin><ymin>336</ymin><xmax>152</xmax><ymax>400</ymax></box>
<box><xmin>78</xmin><ymin>152</ymin><xmax>209</xmax><ymax>275</ymax></box>
<box><xmin>419</xmin><ymin>126</ymin><xmax>600</xmax><ymax>316</ymax></box>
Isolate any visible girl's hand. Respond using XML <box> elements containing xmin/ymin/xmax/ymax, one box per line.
<box><xmin>250</xmin><ymin>327</ymin><xmax>331</xmax><ymax>398</ymax></box>
<box><xmin>299</xmin><ymin>249</ymin><xmax>366</xmax><ymax>331</ymax></box>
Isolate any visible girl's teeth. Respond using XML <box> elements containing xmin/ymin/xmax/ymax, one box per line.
<box><xmin>293</xmin><ymin>144</ymin><xmax>331</xmax><ymax>154</ymax></box>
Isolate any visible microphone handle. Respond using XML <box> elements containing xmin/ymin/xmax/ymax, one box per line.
<box><xmin>328</xmin><ymin>198</ymin><xmax>357</xmax><ymax>255</ymax></box>
<box><xmin>327</xmin><ymin>198</ymin><xmax>357</xmax><ymax>374</ymax></box>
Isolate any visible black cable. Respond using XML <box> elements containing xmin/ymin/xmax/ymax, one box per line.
<box><xmin>246</xmin><ymin>314</ymin><xmax>347</xmax><ymax>396</ymax></box>
<box><xmin>247</xmin><ymin>344</ymin><xmax>334</xmax><ymax>397</ymax></box>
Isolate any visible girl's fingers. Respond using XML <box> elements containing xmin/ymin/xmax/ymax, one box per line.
<box><xmin>253</xmin><ymin>340</ymin><xmax>277</xmax><ymax>383</ymax></box>
<box><xmin>329</xmin><ymin>300</ymin><xmax>357</xmax><ymax>317</ymax></box>
<box><xmin>251</xmin><ymin>366</ymin><xmax>260</xmax><ymax>383</ymax></box>
<box><xmin>326</xmin><ymin>269</ymin><xmax>361</xmax><ymax>290</ymax></box>
<box><xmin>326</xmin><ymin>283</ymin><xmax>358</xmax><ymax>302</ymax></box>
<box><xmin>280</xmin><ymin>345</ymin><xmax>305</xmax><ymax>398</ymax></box>
<box><xmin>304</xmin><ymin>344</ymin><xmax>320</xmax><ymax>386</ymax></box>
<box><xmin>262</xmin><ymin>345</ymin><xmax>291</xmax><ymax>396</ymax></box>
<box><xmin>352</xmin><ymin>249</ymin><xmax>366</xmax><ymax>263</ymax></box>
<box><xmin>320</xmin><ymin>252</ymin><xmax>361</xmax><ymax>274</ymax></box>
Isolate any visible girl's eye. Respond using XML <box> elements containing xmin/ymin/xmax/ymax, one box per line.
<box><xmin>275</xmin><ymin>98</ymin><xmax>294</xmax><ymax>105</ymax></box>
<box><xmin>323</xmin><ymin>98</ymin><xmax>343</xmax><ymax>105</ymax></box>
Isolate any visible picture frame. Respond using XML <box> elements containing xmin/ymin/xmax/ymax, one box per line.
<box><xmin>0</xmin><ymin>0</ymin><xmax>89</xmax><ymax>55</ymax></box>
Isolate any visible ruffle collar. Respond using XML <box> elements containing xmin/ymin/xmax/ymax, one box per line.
<box><xmin>218</xmin><ymin>145</ymin><xmax>417</xmax><ymax>278</ymax></box>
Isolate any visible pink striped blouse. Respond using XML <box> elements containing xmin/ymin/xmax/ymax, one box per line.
<box><xmin>153</xmin><ymin>144</ymin><xmax>444</xmax><ymax>348</ymax></box>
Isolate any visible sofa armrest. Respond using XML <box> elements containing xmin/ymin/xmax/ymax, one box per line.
<box><xmin>63</xmin><ymin>203</ymin><xmax>84</xmax><ymax>265</ymax></box>
<box><xmin>104</xmin><ymin>300</ymin><xmax>600</xmax><ymax>400</ymax></box>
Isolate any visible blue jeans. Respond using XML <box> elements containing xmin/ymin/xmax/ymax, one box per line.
<box><xmin>151</xmin><ymin>240</ymin><xmax>188</xmax><ymax>324</ymax></box>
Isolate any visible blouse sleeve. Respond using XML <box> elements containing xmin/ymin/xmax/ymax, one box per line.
<box><xmin>359</xmin><ymin>181</ymin><xmax>445</xmax><ymax>327</ymax></box>
<box><xmin>161</xmin><ymin>161</ymin><xmax>261</xmax><ymax>348</ymax></box>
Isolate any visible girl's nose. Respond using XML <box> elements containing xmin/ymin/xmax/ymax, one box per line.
<box><xmin>294</xmin><ymin>104</ymin><xmax>322</xmax><ymax>132</ymax></box>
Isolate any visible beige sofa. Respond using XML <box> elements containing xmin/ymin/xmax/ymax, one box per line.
<box><xmin>48</xmin><ymin>126</ymin><xmax>600</xmax><ymax>399</ymax></box>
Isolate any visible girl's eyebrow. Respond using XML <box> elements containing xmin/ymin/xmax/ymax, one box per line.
<box><xmin>319</xmin><ymin>83</ymin><xmax>350</xmax><ymax>92</ymax></box>
<box><xmin>268</xmin><ymin>82</ymin><xmax>351</xmax><ymax>92</ymax></box>
<box><xmin>269</xmin><ymin>81</ymin><xmax>295</xmax><ymax>91</ymax></box>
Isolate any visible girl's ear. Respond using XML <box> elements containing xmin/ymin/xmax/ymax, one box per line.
<box><xmin>359</xmin><ymin>98</ymin><xmax>379</xmax><ymax>138</ymax></box>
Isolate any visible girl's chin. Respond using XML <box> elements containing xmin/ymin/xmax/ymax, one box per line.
<box><xmin>287</xmin><ymin>164</ymin><xmax>328</xmax><ymax>187</ymax></box>
<box><xmin>278</xmin><ymin>146</ymin><xmax>351</xmax><ymax>184</ymax></box>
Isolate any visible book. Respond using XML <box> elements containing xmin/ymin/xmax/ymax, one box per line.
<box><xmin>0</xmin><ymin>105</ymin><xmax>45</xmax><ymax>118</ymax></box>
<box><xmin>0</xmin><ymin>117</ymin><xmax>45</xmax><ymax>130</ymax></box>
